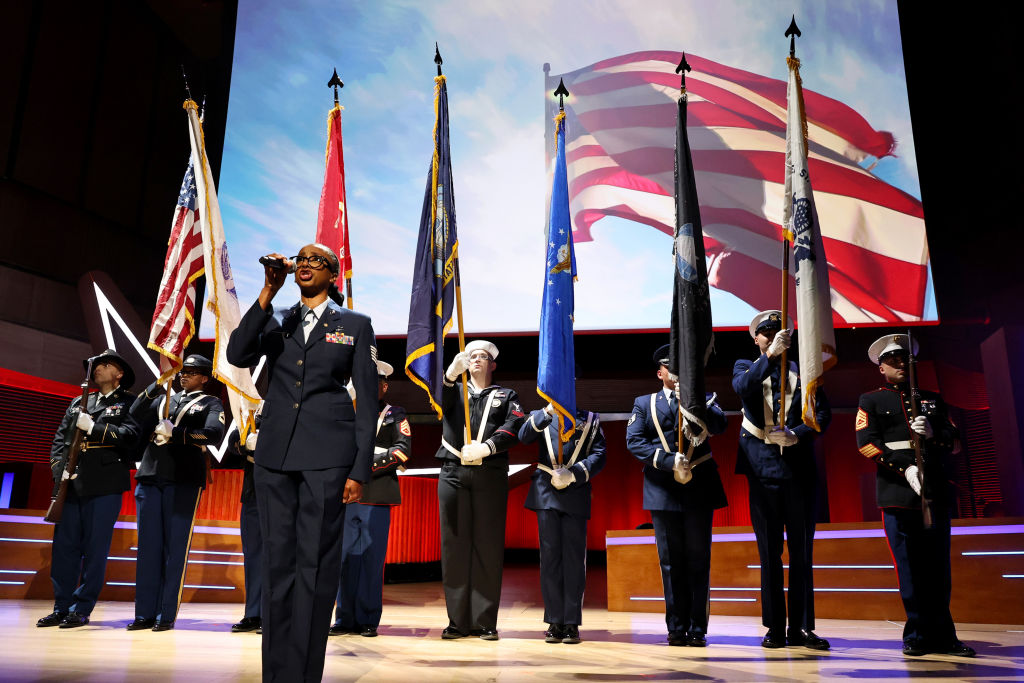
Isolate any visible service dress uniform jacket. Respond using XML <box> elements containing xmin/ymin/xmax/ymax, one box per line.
<box><xmin>856</xmin><ymin>383</ymin><xmax>961</xmax><ymax>649</ymax></box>
<box><xmin>625</xmin><ymin>390</ymin><xmax>727</xmax><ymax>637</ymax></box>
<box><xmin>518</xmin><ymin>408</ymin><xmax>606</xmax><ymax>627</ymax></box>
<box><xmin>227</xmin><ymin>298</ymin><xmax>377</xmax><ymax>682</ymax></box>
<box><xmin>334</xmin><ymin>402</ymin><xmax>412</xmax><ymax>631</ymax></box>
<box><xmin>436</xmin><ymin>379</ymin><xmax>525</xmax><ymax>635</ymax></box>
<box><xmin>48</xmin><ymin>387</ymin><xmax>139</xmax><ymax>617</ymax></box>
<box><xmin>732</xmin><ymin>354</ymin><xmax>830</xmax><ymax>635</ymax></box>
<box><xmin>130</xmin><ymin>382</ymin><xmax>225</xmax><ymax>624</ymax></box>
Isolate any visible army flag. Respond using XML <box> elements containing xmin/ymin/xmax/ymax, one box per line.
<box><xmin>668</xmin><ymin>85</ymin><xmax>714</xmax><ymax>435</ymax></box>
<box><xmin>405</xmin><ymin>75</ymin><xmax>459</xmax><ymax>419</ymax></box>
<box><xmin>316</xmin><ymin>103</ymin><xmax>353</xmax><ymax>302</ymax></box>
<box><xmin>147</xmin><ymin>161</ymin><xmax>204</xmax><ymax>384</ymax></box>
<box><xmin>783</xmin><ymin>56</ymin><xmax>836</xmax><ymax>431</ymax></box>
<box><xmin>537</xmin><ymin>110</ymin><xmax>577</xmax><ymax>443</ymax></box>
<box><xmin>183</xmin><ymin>99</ymin><xmax>262</xmax><ymax>445</ymax></box>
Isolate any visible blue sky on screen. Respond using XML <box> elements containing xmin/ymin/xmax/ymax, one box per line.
<box><xmin>210</xmin><ymin>0</ymin><xmax>933</xmax><ymax>337</ymax></box>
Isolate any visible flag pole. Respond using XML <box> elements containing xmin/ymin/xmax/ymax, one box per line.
<box><xmin>435</xmin><ymin>45</ymin><xmax>473</xmax><ymax>445</ymax></box>
<box><xmin>777</xmin><ymin>16</ymin><xmax>801</xmax><ymax>428</ymax></box>
<box><xmin>327</xmin><ymin>69</ymin><xmax>355</xmax><ymax>310</ymax></box>
<box><xmin>674</xmin><ymin>54</ymin><xmax>691</xmax><ymax>453</ymax></box>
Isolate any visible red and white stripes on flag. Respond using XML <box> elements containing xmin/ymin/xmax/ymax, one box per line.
<box><xmin>546</xmin><ymin>50</ymin><xmax>928</xmax><ymax>324</ymax></box>
<box><xmin>147</xmin><ymin>161</ymin><xmax>204</xmax><ymax>383</ymax></box>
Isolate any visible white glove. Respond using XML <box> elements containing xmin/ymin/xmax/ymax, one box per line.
<box><xmin>154</xmin><ymin>419</ymin><xmax>174</xmax><ymax>438</ymax></box>
<box><xmin>61</xmin><ymin>469</ymin><xmax>78</xmax><ymax>481</ymax></box>
<box><xmin>551</xmin><ymin>467</ymin><xmax>576</xmax><ymax>490</ymax></box>
<box><xmin>905</xmin><ymin>465</ymin><xmax>923</xmax><ymax>495</ymax></box>
<box><xmin>766</xmin><ymin>427</ymin><xmax>798</xmax><ymax>447</ymax></box>
<box><xmin>445</xmin><ymin>352</ymin><xmax>470</xmax><ymax>381</ymax></box>
<box><xmin>672</xmin><ymin>382</ymin><xmax>681</xmax><ymax>403</ymax></box>
<box><xmin>672</xmin><ymin>453</ymin><xmax>692</xmax><ymax>484</ymax></box>
<box><xmin>766</xmin><ymin>329</ymin><xmax>792</xmax><ymax>358</ymax></box>
<box><xmin>542</xmin><ymin>403</ymin><xmax>555</xmax><ymax>416</ymax></box>
<box><xmin>460</xmin><ymin>441</ymin><xmax>490</xmax><ymax>466</ymax></box>
<box><xmin>244</xmin><ymin>432</ymin><xmax>259</xmax><ymax>452</ymax></box>
<box><xmin>910</xmin><ymin>415</ymin><xmax>933</xmax><ymax>439</ymax></box>
<box><xmin>346</xmin><ymin>380</ymin><xmax>356</xmax><ymax>401</ymax></box>
<box><xmin>154</xmin><ymin>434</ymin><xmax>169</xmax><ymax>446</ymax></box>
<box><xmin>668</xmin><ymin>372</ymin><xmax>679</xmax><ymax>386</ymax></box>
<box><xmin>76</xmin><ymin>411</ymin><xmax>95</xmax><ymax>434</ymax></box>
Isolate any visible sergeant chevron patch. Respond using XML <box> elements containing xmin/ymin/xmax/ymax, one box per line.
<box><xmin>855</xmin><ymin>408</ymin><xmax>869</xmax><ymax>431</ymax></box>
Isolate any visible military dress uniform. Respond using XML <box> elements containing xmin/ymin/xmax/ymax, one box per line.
<box><xmin>40</xmin><ymin>350</ymin><xmax>139</xmax><ymax>628</ymax></box>
<box><xmin>129</xmin><ymin>355</ymin><xmax>225</xmax><ymax>630</ymax></box>
<box><xmin>626</xmin><ymin>379</ymin><xmax>728</xmax><ymax>645</ymax></box>
<box><xmin>732</xmin><ymin>312</ymin><xmax>830</xmax><ymax>647</ymax></box>
<box><xmin>436</xmin><ymin>355</ymin><xmax>525</xmax><ymax>639</ymax></box>
<box><xmin>518</xmin><ymin>407</ymin><xmax>606</xmax><ymax>642</ymax></box>
<box><xmin>227</xmin><ymin>295</ymin><xmax>377</xmax><ymax>682</ymax></box>
<box><xmin>856</xmin><ymin>334</ymin><xmax>972</xmax><ymax>657</ymax></box>
<box><xmin>222</xmin><ymin>418</ymin><xmax>262</xmax><ymax>632</ymax></box>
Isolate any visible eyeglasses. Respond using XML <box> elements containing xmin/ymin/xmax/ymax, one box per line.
<box><xmin>290</xmin><ymin>254</ymin><xmax>330</xmax><ymax>270</ymax></box>
<box><xmin>468</xmin><ymin>352</ymin><xmax>492</xmax><ymax>361</ymax></box>
<box><xmin>178</xmin><ymin>369</ymin><xmax>202</xmax><ymax>377</ymax></box>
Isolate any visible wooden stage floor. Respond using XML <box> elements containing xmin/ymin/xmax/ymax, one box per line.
<box><xmin>2</xmin><ymin>565</ymin><xmax>1022</xmax><ymax>682</ymax></box>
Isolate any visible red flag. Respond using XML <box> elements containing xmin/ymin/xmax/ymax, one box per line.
<box><xmin>316</xmin><ymin>104</ymin><xmax>353</xmax><ymax>283</ymax></box>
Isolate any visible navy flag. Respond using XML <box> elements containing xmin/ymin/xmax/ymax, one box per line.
<box><xmin>537</xmin><ymin>110</ymin><xmax>577</xmax><ymax>444</ymax></box>
<box><xmin>668</xmin><ymin>87</ymin><xmax>714</xmax><ymax>437</ymax></box>
<box><xmin>405</xmin><ymin>75</ymin><xmax>458</xmax><ymax>419</ymax></box>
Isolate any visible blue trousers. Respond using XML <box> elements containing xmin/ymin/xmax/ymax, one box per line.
<box><xmin>883</xmin><ymin>506</ymin><xmax>957</xmax><ymax>646</ymax></box>
<box><xmin>651</xmin><ymin>508</ymin><xmax>714</xmax><ymax>635</ymax></box>
<box><xmin>536</xmin><ymin>509</ymin><xmax>588</xmax><ymax>626</ymax></box>
<box><xmin>50</xmin><ymin>489</ymin><xmax>122</xmax><ymax>616</ymax></box>
<box><xmin>240</xmin><ymin>499</ymin><xmax>262</xmax><ymax>619</ymax></box>
<box><xmin>334</xmin><ymin>503</ymin><xmax>392</xmax><ymax>629</ymax></box>
<box><xmin>133</xmin><ymin>482</ymin><xmax>201</xmax><ymax>622</ymax></box>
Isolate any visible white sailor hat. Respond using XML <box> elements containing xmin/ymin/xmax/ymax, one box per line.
<box><xmin>376</xmin><ymin>360</ymin><xmax>394</xmax><ymax>378</ymax></box>
<box><xmin>465</xmin><ymin>339</ymin><xmax>499</xmax><ymax>360</ymax></box>
<box><xmin>868</xmin><ymin>334</ymin><xmax>920</xmax><ymax>365</ymax></box>
<box><xmin>748</xmin><ymin>310</ymin><xmax>791</xmax><ymax>339</ymax></box>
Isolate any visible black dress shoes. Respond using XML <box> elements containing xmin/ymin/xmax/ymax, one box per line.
<box><xmin>761</xmin><ymin>629</ymin><xmax>787</xmax><ymax>648</ymax></box>
<box><xmin>686</xmin><ymin>632</ymin><xmax>708</xmax><ymax>647</ymax></box>
<box><xmin>902</xmin><ymin>639</ymin><xmax>927</xmax><ymax>656</ymax></box>
<box><xmin>37</xmin><ymin>611</ymin><xmax>68</xmax><ymax>627</ymax></box>
<box><xmin>329</xmin><ymin>623</ymin><xmax>353</xmax><ymax>636</ymax></box>
<box><xmin>126</xmin><ymin>617</ymin><xmax>156</xmax><ymax>631</ymax></box>
<box><xmin>152</xmin><ymin>620</ymin><xmax>175</xmax><ymax>632</ymax></box>
<box><xmin>561</xmin><ymin>625</ymin><xmax>581</xmax><ymax>644</ymax></box>
<box><xmin>59</xmin><ymin>613</ymin><xmax>90</xmax><ymax>629</ymax></box>
<box><xmin>788</xmin><ymin>628</ymin><xmax>830</xmax><ymax>650</ymax></box>
<box><xmin>668</xmin><ymin>630</ymin><xmax>688</xmax><ymax>646</ymax></box>
<box><xmin>544</xmin><ymin>624</ymin><xmax>564</xmax><ymax>643</ymax></box>
<box><xmin>231</xmin><ymin>616</ymin><xmax>261</xmax><ymax>633</ymax></box>
<box><xmin>441</xmin><ymin>626</ymin><xmax>467</xmax><ymax>639</ymax></box>
<box><xmin>478</xmin><ymin>629</ymin><xmax>500</xmax><ymax>641</ymax></box>
<box><xmin>359</xmin><ymin>625</ymin><xmax>378</xmax><ymax>637</ymax></box>
<box><xmin>941</xmin><ymin>640</ymin><xmax>976</xmax><ymax>657</ymax></box>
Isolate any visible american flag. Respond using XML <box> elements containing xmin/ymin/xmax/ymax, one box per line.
<box><xmin>545</xmin><ymin>50</ymin><xmax>928</xmax><ymax>324</ymax></box>
<box><xmin>147</xmin><ymin>162</ymin><xmax>204</xmax><ymax>382</ymax></box>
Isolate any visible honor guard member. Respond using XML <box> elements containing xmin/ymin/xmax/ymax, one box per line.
<box><xmin>331</xmin><ymin>359</ymin><xmax>411</xmax><ymax>638</ymax></box>
<box><xmin>127</xmin><ymin>353</ymin><xmax>225</xmax><ymax>631</ymax></box>
<box><xmin>437</xmin><ymin>340</ymin><xmax>525</xmax><ymax>641</ymax></box>
<box><xmin>625</xmin><ymin>345</ymin><xmax>728</xmax><ymax>647</ymax></box>
<box><xmin>37</xmin><ymin>350</ymin><xmax>139</xmax><ymax>629</ymax></box>
<box><xmin>732</xmin><ymin>311</ymin><xmax>831</xmax><ymax>650</ymax></box>
<box><xmin>221</xmin><ymin>406</ymin><xmax>263</xmax><ymax>634</ymax></box>
<box><xmin>518</xmin><ymin>400</ymin><xmax>606</xmax><ymax>645</ymax></box>
<box><xmin>856</xmin><ymin>334</ymin><xmax>975</xmax><ymax>657</ymax></box>
<box><xmin>227</xmin><ymin>245</ymin><xmax>377</xmax><ymax>683</ymax></box>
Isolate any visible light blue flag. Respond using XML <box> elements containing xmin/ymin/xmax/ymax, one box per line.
<box><xmin>537</xmin><ymin>111</ymin><xmax>576</xmax><ymax>443</ymax></box>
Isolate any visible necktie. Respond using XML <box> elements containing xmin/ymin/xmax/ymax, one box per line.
<box><xmin>302</xmin><ymin>309</ymin><xmax>316</xmax><ymax>342</ymax></box>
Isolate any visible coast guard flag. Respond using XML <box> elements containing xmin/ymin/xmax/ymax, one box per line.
<box><xmin>537</xmin><ymin>110</ymin><xmax>577</xmax><ymax>443</ymax></box>
<box><xmin>668</xmin><ymin>87</ymin><xmax>714</xmax><ymax>435</ymax></box>
<box><xmin>316</xmin><ymin>103</ymin><xmax>353</xmax><ymax>304</ymax></box>
<box><xmin>183</xmin><ymin>99</ymin><xmax>262</xmax><ymax>445</ymax></box>
<box><xmin>783</xmin><ymin>57</ymin><xmax>836</xmax><ymax>431</ymax></box>
<box><xmin>406</xmin><ymin>75</ymin><xmax>459</xmax><ymax>419</ymax></box>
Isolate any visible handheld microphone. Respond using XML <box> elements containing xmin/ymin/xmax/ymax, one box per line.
<box><xmin>259</xmin><ymin>256</ymin><xmax>296</xmax><ymax>273</ymax></box>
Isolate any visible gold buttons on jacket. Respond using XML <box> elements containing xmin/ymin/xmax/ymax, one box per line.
<box><xmin>297</xmin><ymin>360</ymin><xmax>303</xmax><ymax>366</ymax></box>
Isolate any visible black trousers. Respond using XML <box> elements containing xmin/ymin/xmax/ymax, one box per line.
<box><xmin>438</xmin><ymin>461</ymin><xmax>508</xmax><ymax>633</ymax></box>
<box><xmin>883</xmin><ymin>506</ymin><xmax>957</xmax><ymax>647</ymax></box>
<box><xmin>134</xmin><ymin>482</ymin><xmax>201</xmax><ymax>622</ymax></box>
<box><xmin>50</xmin><ymin>489</ymin><xmax>122</xmax><ymax>616</ymax></box>
<box><xmin>536</xmin><ymin>509</ymin><xmax>588</xmax><ymax>626</ymax></box>
<box><xmin>746</xmin><ymin>474</ymin><xmax>817</xmax><ymax>632</ymax></box>
<box><xmin>240</xmin><ymin>499</ymin><xmax>262</xmax><ymax>619</ymax></box>
<box><xmin>651</xmin><ymin>508</ymin><xmax>714</xmax><ymax>635</ymax></box>
<box><xmin>255</xmin><ymin>464</ymin><xmax>348</xmax><ymax>683</ymax></box>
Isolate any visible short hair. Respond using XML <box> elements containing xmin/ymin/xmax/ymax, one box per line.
<box><xmin>308</xmin><ymin>243</ymin><xmax>340</xmax><ymax>275</ymax></box>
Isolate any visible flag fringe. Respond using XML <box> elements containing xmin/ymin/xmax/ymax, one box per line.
<box><xmin>536</xmin><ymin>388</ymin><xmax>576</xmax><ymax>443</ymax></box>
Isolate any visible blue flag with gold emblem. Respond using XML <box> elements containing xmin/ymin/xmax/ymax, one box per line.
<box><xmin>405</xmin><ymin>75</ymin><xmax>458</xmax><ymax>419</ymax></box>
<box><xmin>537</xmin><ymin>111</ymin><xmax>576</xmax><ymax>443</ymax></box>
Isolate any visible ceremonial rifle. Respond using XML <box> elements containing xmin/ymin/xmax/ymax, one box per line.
<box><xmin>44</xmin><ymin>357</ymin><xmax>96</xmax><ymax>523</ymax></box>
<box><xmin>905</xmin><ymin>329</ymin><xmax>933</xmax><ymax>528</ymax></box>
